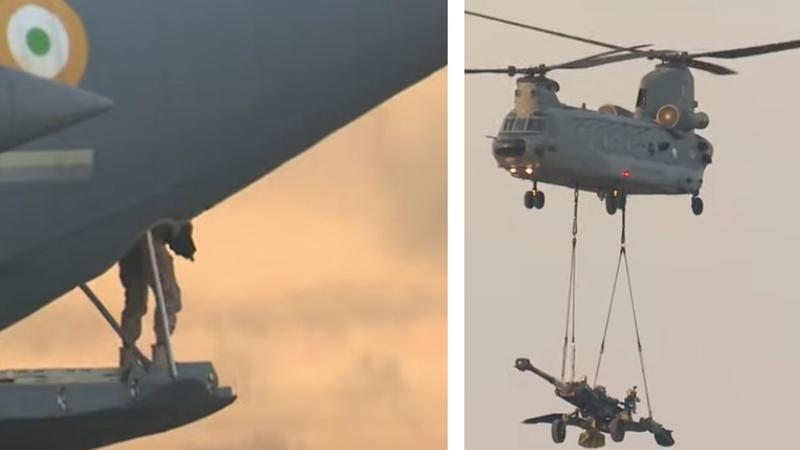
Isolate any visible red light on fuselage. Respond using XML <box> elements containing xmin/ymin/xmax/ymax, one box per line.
<box><xmin>622</xmin><ymin>170</ymin><xmax>631</xmax><ymax>179</ymax></box>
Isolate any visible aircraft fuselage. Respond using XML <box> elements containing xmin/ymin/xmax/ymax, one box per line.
<box><xmin>0</xmin><ymin>0</ymin><xmax>446</xmax><ymax>331</ymax></box>
<box><xmin>492</xmin><ymin>106</ymin><xmax>712</xmax><ymax>196</ymax></box>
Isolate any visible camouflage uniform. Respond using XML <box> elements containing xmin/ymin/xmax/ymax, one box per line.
<box><xmin>119</xmin><ymin>223</ymin><xmax>195</xmax><ymax>353</ymax></box>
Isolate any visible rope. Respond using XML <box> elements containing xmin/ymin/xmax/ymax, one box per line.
<box><xmin>592</xmin><ymin>206</ymin><xmax>654</xmax><ymax>418</ymax></box>
<box><xmin>560</xmin><ymin>188</ymin><xmax>579</xmax><ymax>382</ymax></box>
<box><xmin>592</xmin><ymin>246</ymin><xmax>622</xmax><ymax>386</ymax></box>
<box><xmin>623</xmin><ymin>249</ymin><xmax>653</xmax><ymax>418</ymax></box>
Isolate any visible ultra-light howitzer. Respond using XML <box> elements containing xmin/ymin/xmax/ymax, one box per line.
<box><xmin>514</xmin><ymin>358</ymin><xmax>674</xmax><ymax>448</ymax></box>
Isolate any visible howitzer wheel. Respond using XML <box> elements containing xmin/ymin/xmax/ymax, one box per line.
<box><xmin>609</xmin><ymin>417</ymin><xmax>625</xmax><ymax>442</ymax></box>
<box><xmin>654</xmin><ymin>430</ymin><xmax>675</xmax><ymax>447</ymax></box>
<box><xmin>551</xmin><ymin>417</ymin><xmax>567</xmax><ymax>443</ymax></box>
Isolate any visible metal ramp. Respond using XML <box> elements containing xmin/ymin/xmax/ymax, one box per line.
<box><xmin>0</xmin><ymin>363</ymin><xmax>235</xmax><ymax>450</ymax></box>
<box><xmin>0</xmin><ymin>230</ymin><xmax>236</xmax><ymax>449</ymax></box>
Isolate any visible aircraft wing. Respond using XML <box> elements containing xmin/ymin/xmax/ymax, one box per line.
<box><xmin>0</xmin><ymin>0</ymin><xmax>446</xmax><ymax>331</ymax></box>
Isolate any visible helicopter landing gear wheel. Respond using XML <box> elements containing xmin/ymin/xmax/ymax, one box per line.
<box><xmin>605</xmin><ymin>196</ymin><xmax>617</xmax><ymax>215</ymax></box>
<box><xmin>534</xmin><ymin>190</ymin><xmax>545</xmax><ymax>209</ymax></box>
<box><xmin>551</xmin><ymin>417</ymin><xmax>567</xmax><ymax>443</ymax></box>
<box><xmin>609</xmin><ymin>417</ymin><xmax>625</xmax><ymax>443</ymax></box>
<box><xmin>691</xmin><ymin>196</ymin><xmax>703</xmax><ymax>216</ymax></box>
<box><xmin>523</xmin><ymin>189</ymin><xmax>545</xmax><ymax>210</ymax></box>
<box><xmin>605</xmin><ymin>190</ymin><xmax>624</xmax><ymax>215</ymax></box>
<box><xmin>524</xmin><ymin>191</ymin><xmax>535</xmax><ymax>209</ymax></box>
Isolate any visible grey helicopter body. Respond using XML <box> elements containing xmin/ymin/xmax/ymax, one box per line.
<box><xmin>468</xmin><ymin>11</ymin><xmax>800</xmax><ymax>215</ymax></box>
<box><xmin>494</xmin><ymin>65</ymin><xmax>711</xmax><ymax>215</ymax></box>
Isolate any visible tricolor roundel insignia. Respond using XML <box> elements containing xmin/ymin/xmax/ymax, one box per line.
<box><xmin>0</xmin><ymin>0</ymin><xmax>88</xmax><ymax>86</ymax></box>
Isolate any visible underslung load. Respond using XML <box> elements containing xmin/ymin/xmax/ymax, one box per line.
<box><xmin>515</xmin><ymin>358</ymin><xmax>673</xmax><ymax>448</ymax></box>
<box><xmin>516</xmin><ymin>191</ymin><xmax>671</xmax><ymax>448</ymax></box>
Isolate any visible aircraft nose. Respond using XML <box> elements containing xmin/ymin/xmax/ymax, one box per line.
<box><xmin>0</xmin><ymin>66</ymin><xmax>113</xmax><ymax>152</ymax></box>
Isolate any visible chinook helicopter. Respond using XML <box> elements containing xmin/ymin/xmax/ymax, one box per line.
<box><xmin>466</xmin><ymin>11</ymin><xmax>800</xmax><ymax>215</ymax></box>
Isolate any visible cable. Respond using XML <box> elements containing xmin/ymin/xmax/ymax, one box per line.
<box><xmin>623</xmin><ymin>245</ymin><xmax>653</xmax><ymax>418</ymax></box>
<box><xmin>560</xmin><ymin>188</ymin><xmax>579</xmax><ymax>382</ymax></box>
<box><xmin>592</xmin><ymin>247</ymin><xmax>623</xmax><ymax>386</ymax></box>
<box><xmin>592</xmin><ymin>206</ymin><xmax>654</xmax><ymax>417</ymax></box>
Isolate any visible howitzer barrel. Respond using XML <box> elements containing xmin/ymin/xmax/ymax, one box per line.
<box><xmin>515</xmin><ymin>358</ymin><xmax>558</xmax><ymax>385</ymax></box>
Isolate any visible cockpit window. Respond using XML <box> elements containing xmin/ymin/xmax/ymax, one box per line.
<box><xmin>527</xmin><ymin>118</ymin><xmax>546</xmax><ymax>132</ymax></box>
<box><xmin>513</xmin><ymin>118</ymin><xmax>527</xmax><ymax>131</ymax></box>
<box><xmin>636</xmin><ymin>88</ymin><xmax>647</xmax><ymax>108</ymax></box>
<box><xmin>502</xmin><ymin>118</ymin><xmax>514</xmax><ymax>131</ymax></box>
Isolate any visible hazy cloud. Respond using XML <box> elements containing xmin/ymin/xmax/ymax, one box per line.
<box><xmin>0</xmin><ymin>70</ymin><xmax>446</xmax><ymax>450</ymax></box>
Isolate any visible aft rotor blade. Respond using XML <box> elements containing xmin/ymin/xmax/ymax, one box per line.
<box><xmin>466</xmin><ymin>10</ymin><xmax>640</xmax><ymax>54</ymax></box>
<box><xmin>686</xmin><ymin>58</ymin><xmax>737</xmax><ymax>75</ymax></box>
<box><xmin>689</xmin><ymin>38</ymin><xmax>800</xmax><ymax>59</ymax></box>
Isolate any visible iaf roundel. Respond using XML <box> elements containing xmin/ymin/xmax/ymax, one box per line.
<box><xmin>0</xmin><ymin>0</ymin><xmax>88</xmax><ymax>86</ymax></box>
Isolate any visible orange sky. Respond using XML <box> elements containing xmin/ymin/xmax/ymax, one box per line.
<box><xmin>0</xmin><ymin>69</ymin><xmax>446</xmax><ymax>450</ymax></box>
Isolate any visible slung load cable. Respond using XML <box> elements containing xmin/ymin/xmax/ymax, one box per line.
<box><xmin>560</xmin><ymin>188</ymin><xmax>579</xmax><ymax>382</ymax></box>
<box><xmin>592</xmin><ymin>207</ymin><xmax>654</xmax><ymax>418</ymax></box>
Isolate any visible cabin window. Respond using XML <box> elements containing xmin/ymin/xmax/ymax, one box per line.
<box><xmin>515</xmin><ymin>89</ymin><xmax>521</xmax><ymax>97</ymax></box>
<box><xmin>526</xmin><ymin>118</ymin><xmax>546</xmax><ymax>132</ymax></box>
<box><xmin>513</xmin><ymin>118</ymin><xmax>527</xmax><ymax>131</ymax></box>
<box><xmin>636</xmin><ymin>88</ymin><xmax>647</xmax><ymax>108</ymax></box>
<box><xmin>648</xmin><ymin>142</ymin><xmax>655</xmax><ymax>156</ymax></box>
<box><xmin>658</xmin><ymin>142</ymin><xmax>670</xmax><ymax>151</ymax></box>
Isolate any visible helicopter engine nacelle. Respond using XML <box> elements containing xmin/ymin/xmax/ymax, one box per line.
<box><xmin>514</xmin><ymin>76</ymin><xmax>561</xmax><ymax>116</ymax></box>
<box><xmin>656</xmin><ymin>104</ymin><xmax>680</xmax><ymax>128</ymax></box>
<box><xmin>693</xmin><ymin>112</ymin><xmax>710</xmax><ymax>130</ymax></box>
<box><xmin>598</xmin><ymin>104</ymin><xmax>633</xmax><ymax>118</ymax></box>
<box><xmin>636</xmin><ymin>65</ymin><xmax>704</xmax><ymax>131</ymax></box>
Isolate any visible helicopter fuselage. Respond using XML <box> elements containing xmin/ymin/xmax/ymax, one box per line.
<box><xmin>492</xmin><ymin>105</ymin><xmax>713</xmax><ymax>197</ymax></box>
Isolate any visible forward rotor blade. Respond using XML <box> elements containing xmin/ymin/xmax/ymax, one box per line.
<box><xmin>466</xmin><ymin>68</ymin><xmax>514</xmax><ymax>75</ymax></box>
<box><xmin>689</xmin><ymin>38</ymin><xmax>800</xmax><ymax>59</ymax></box>
<box><xmin>466</xmin><ymin>10</ymin><xmax>640</xmax><ymax>54</ymax></box>
<box><xmin>465</xmin><ymin>45</ymin><xmax>652</xmax><ymax>76</ymax></box>
<box><xmin>551</xmin><ymin>45</ymin><xmax>651</xmax><ymax>69</ymax></box>
<box><xmin>686</xmin><ymin>58</ymin><xmax>737</xmax><ymax>75</ymax></box>
<box><xmin>558</xmin><ymin>51</ymin><xmax>650</xmax><ymax>69</ymax></box>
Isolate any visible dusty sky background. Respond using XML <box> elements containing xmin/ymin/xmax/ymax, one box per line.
<box><xmin>467</xmin><ymin>2</ymin><xmax>800</xmax><ymax>449</ymax></box>
<box><xmin>0</xmin><ymin>70</ymin><xmax>445</xmax><ymax>450</ymax></box>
